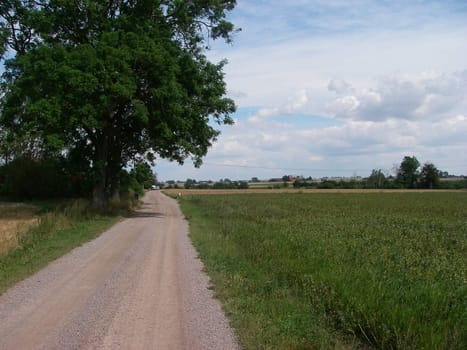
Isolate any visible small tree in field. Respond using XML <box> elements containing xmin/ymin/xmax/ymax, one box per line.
<box><xmin>367</xmin><ymin>169</ymin><xmax>386</xmax><ymax>188</ymax></box>
<box><xmin>420</xmin><ymin>162</ymin><xmax>440</xmax><ymax>189</ymax></box>
<box><xmin>397</xmin><ymin>156</ymin><xmax>420</xmax><ymax>188</ymax></box>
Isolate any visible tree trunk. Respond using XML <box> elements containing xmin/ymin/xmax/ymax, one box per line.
<box><xmin>109</xmin><ymin>174</ymin><xmax>121</xmax><ymax>204</ymax></box>
<box><xmin>92</xmin><ymin>135</ymin><xmax>109</xmax><ymax>209</ymax></box>
<box><xmin>92</xmin><ymin>178</ymin><xmax>106</xmax><ymax>209</ymax></box>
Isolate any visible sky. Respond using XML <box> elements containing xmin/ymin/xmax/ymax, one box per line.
<box><xmin>156</xmin><ymin>0</ymin><xmax>467</xmax><ymax>181</ymax></box>
<box><xmin>1</xmin><ymin>2</ymin><xmax>465</xmax><ymax>181</ymax></box>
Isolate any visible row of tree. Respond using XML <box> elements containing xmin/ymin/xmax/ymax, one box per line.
<box><xmin>164</xmin><ymin>156</ymin><xmax>464</xmax><ymax>191</ymax></box>
<box><xmin>373</xmin><ymin>156</ymin><xmax>443</xmax><ymax>189</ymax></box>
<box><xmin>182</xmin><ymin>178</ymin><xmax>248</xmax><ymax>190</ymax></box>
<box><xmin>293</xmin><ymin>156</ymin><xmax>464</xmax><ymax>190</ymax></box>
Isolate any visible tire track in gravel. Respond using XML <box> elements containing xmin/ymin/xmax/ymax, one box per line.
<box><xmin>0</xmin><ymin>191</ymin><xmax>240</xmax><ymax>350</ymax></box>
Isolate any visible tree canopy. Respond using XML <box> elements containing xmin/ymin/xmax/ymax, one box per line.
<box><xmin>420</xmin><ymin>162</ymin><xmax>440</xmax><ymax>189</ymax></box>
<box><xmin>0</xmin><ymin>0</ymin><xmax>237</xmax><ymax>206</ymax></box>
<box><xmin>397</xmin><ymin>156</ymin><xmax>420</xmax><ymax>189</ymax></box>
<box><xmin>367</xmin><ymin>169</ymin><xmax>386</xmax><ymax>188</ymax></box>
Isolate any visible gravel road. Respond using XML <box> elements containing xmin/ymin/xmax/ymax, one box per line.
<box><xmin>0</xmin><ymin>191</ymin><xmax>240</xmax><ymax>350</ymax></box>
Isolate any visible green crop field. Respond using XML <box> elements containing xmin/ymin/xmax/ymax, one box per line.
<box><xmin>180</xmin><ymin>192</ymin><xmax>467</xmax><ymax>349</ymax></box>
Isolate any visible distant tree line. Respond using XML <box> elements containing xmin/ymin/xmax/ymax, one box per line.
<box><xmin>164</xmin><ymin>155</ymin><xmax>465</xmax><ymax>192</ymax></box>
<box><xmin>293</xmin><ymin>156</ymin><xmax>466</xmax><ymax>190</ymax></box>
<box><xmin>181</xmin><ymin>178</ymin><xmax>248</xmax><ymax>190</ymax></box>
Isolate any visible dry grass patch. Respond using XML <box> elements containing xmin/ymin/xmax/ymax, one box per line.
<box><xmin>0</xmin><ymin>203</ymin><xmax>39</xmax><ymax>254</ymax></box>
<box><xmin>0</xmin><ymin>199</ymin><xmax>120</xmax><ymax>294</ymax></box>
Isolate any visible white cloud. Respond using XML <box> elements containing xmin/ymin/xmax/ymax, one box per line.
<box><xmin>212</xmin><ymin>20</ymin><xmax>467</xmax><ymax>109</ymax></box>
<box><xmin>227</xmin><ymin>89</ymin><xmax>248</xmax><ymax>100</ymax></box>
<box><xmin>155</xmin><ymin>2</ymin><xmax>467</xmax><ymax>181</ymax></box>
<box><xmin>157</xmin><ymin>109</ymin><xmax>467</xmax><ymax>180</ymax></box>
<box><xmin>308</xmin><ymin>154</ymin><xmax>323</xmax><ymax>161</ymax></box>
<box><xmin>328</xmin><ymin>71</ymin><xmax>467</xmax><ymax>121</ymax></box>
<box><xmin>328</xmin><ymin>79</ymin><xmax>353</xmax><ymax>94</ymax></box>
<box><xmin>248</xmin><ymin>89</ymin><xmax>311</xmax><ymax>122</ymax></box>
<box><xmin>331</xmin><ymin>95</ymin><xmax>360</xmax><ymax>113</ymax></box>
<box><xmin>284</xmin><ymin>89</ymin><xmax>309</xmax><ymax>113</ymax></box>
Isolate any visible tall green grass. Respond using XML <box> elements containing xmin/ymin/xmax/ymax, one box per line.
<box><xmin>180</xmin><ymin>193</ymin><xmax>467</xmax><ymax>349</ymax></box>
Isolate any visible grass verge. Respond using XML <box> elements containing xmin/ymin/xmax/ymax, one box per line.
<box><xmin>180</xmin><ymin>192</ymin><xmax>467</xmax><ymax>349</ymax></box>
<box><xmin>0</xmin><ymin>199</ymin><xmax>121</xmax><ymax>295</ymax></box>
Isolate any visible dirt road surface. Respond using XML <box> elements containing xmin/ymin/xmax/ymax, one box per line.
<box><xmin>0</xmin><ymin>191</ymin><xmax>240</xmax><ymax>350</ymax></box>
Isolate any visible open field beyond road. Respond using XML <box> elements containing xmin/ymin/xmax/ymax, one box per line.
<box><xmin>180</xmin><ymin>192</ymin><xmax>467</xmax><ymax>349</ymax></box>
<box><xmin>164</xmin><ymin>188</ymin><xmax>465</xmax><ymax>196</ymax></box>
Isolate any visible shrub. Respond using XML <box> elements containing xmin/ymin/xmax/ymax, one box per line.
<box><xmin>1</xmin><ymin>157</ymin><xmax>71</xmax><ymax>200</ymax></box>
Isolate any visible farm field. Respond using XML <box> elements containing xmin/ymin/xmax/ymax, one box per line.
<box><xmin>180</xmin><ymin>192</ymin><xmax>467</xmax><ymax>349</ymax></box>
<box><xmin>164</xmin><ymin>188</ymin><xmax>464</xmax><ymax>196</ymax></box>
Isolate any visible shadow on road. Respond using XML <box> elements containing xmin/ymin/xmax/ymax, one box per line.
<box><xmin>130</xmin><ymin>211</ymin><xmax>165</xmax><ymax>219</ymax></box>
<box><xmin>128</xmin><ymin>200</ymin><xmax>165</xmax><ymax>219</ymax></box>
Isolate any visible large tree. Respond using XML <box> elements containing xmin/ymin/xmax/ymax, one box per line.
<box><xmin>420</xmin><ymin>162</ymin><xmax>440</xmax><ymax>189</ymax></box>
<box><xmin>0</xmin><ymin>0</ymin><xmax>237</xmax><ymax>207</ymax></box>
<box><xmin>367</xmin><ymin>169</ymin><xmax>386</xmax><ymax>188</ymax></box>
<box><xmin>397</xmin><ymin>156</ymin><xmax>420</xmax><ymax>189</ymax></box>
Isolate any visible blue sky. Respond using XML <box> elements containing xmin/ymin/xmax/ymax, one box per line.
<box><xmin>156</xmin><ymin>0</ymin><xmax>467</xmax><ymax>181</ymax></box>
